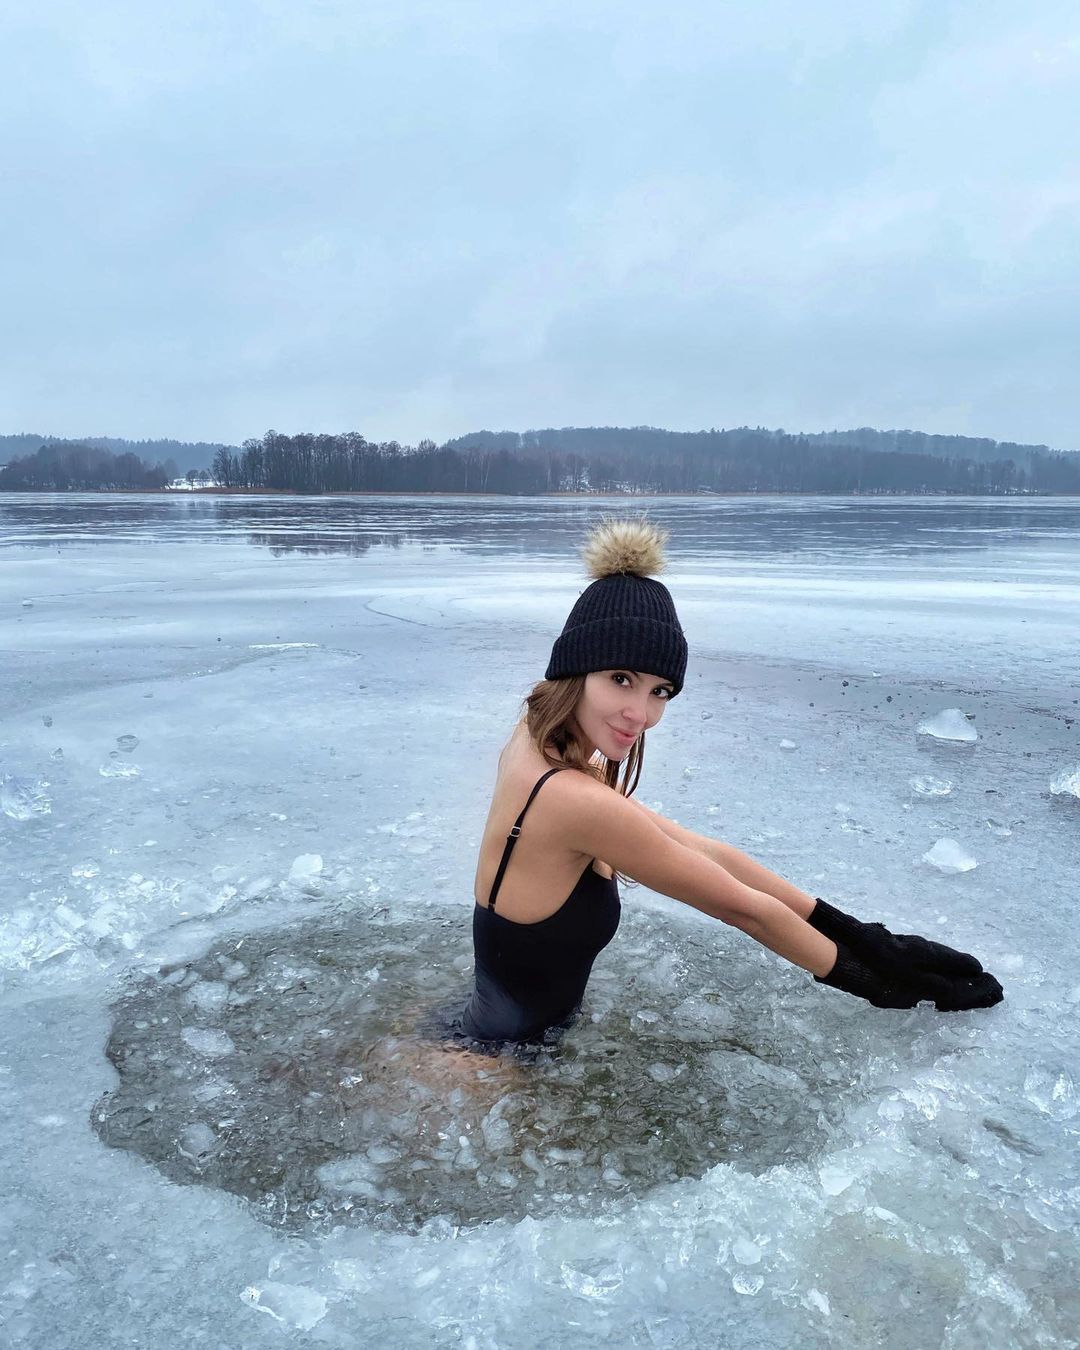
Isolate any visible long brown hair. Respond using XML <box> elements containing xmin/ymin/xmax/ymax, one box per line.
<box><xmin>518</xmin><ymin>675</ymin><xmax>644</xmax><ymax>888</ymax></box>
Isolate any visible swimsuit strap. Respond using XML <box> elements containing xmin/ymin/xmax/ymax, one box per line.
<box><xmin>486</xmin><ymin>766</ymin><xmax>568</xmax><ymax>910</ymax></box>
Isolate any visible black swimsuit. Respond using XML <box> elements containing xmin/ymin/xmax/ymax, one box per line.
<box><xmin>460</xmin><ymin>767</ymin><xmax>622</xmax><ymax>1044</ymax></box>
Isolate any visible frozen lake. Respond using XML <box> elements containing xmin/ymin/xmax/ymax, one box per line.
<box><xmin>2</xmin><ymin>492</ymin><xmax>1078</xmax><ymax>1348</ymax></box>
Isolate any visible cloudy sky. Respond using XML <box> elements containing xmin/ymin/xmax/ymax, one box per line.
<box><xmin>3</xmin><ymin>0</ymin><xmax>1078</xmax><ymax>449</ymax></box>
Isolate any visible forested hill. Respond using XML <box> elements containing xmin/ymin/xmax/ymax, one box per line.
<box><xmin>439</xmin><ymin>425</ymin><xmax>1079</xmax><ymax>494</ymax></box>
<box><xmin>444</xmin><ymin>424</ymin><xmax>1070</xmax><ymax>472</ymax></box>
<box><xmin>0</xmin><ymin>434</ymin><xmax>236</xmax><ymax>472</ymax></box>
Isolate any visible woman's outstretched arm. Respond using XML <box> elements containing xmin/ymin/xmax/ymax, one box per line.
<box><xmin>626</xmin><ymin>798</ymin><xmax>819</xmax><ymax>920</ymax></box>
<box><xmin>621</xmin><ymin>795</ymin><xmax>1003</xmax><ymax>1009</ymax></box>
<box><xmin>550</xmin><ymin>779</ymin><xmax>837</xmax><ymax>975</ymax></box>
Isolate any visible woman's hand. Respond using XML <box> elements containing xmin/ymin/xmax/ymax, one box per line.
<box><xmin>809</xmin><ymin>900</ymin><xmax>1004</xmax><ymax>1010</ymax></box>
<box><xmin>809</xmin><ymin>897</ymin><xmax>985</xmax><ymax>977</ymax></box>
<box><xmin>817</xmin><ymin>940</ymin><xmax>1004</xmax><ymax>1011</ymax></box>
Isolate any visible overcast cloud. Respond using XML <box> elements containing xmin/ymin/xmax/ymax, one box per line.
<box><xmin>2</xmin><ymin>0</ymin><xmax>1078</xmax><ymax>449</ymax></box>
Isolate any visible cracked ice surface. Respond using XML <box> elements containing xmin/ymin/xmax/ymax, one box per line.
<box><xmin>2</xmin><ymin>493</ymin><xmax>1079</xmax><ymax>1349</ymax></box>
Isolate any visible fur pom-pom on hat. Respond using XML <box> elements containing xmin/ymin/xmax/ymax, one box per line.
<box><xmin>545</xmin><ymin>515</ymin><xmax>688</xmax><ymax>698</ymax></box>
<box><xmin>582</xmin><ymin>516</ymin><xmax>670</xmax><ymax>581</ymax></box>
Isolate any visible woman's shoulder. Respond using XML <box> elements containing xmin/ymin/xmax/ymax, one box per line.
<box><xmin>499</xmin><ymin>722</ymin><xmax>604</xmax><ymax>795</ymax></box>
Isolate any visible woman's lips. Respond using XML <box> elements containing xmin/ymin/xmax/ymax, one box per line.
<box><xmin>611</xmin><ymin>727</ymin><xmax>637</xmax><ymax>744</ymax></box>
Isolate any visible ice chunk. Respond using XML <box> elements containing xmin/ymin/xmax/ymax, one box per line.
<box><xmin>240</xmin><ymin>1282</ymin><xmax>327</xmax><ymax>1331</ymax></box>
<box><xmin>1</xmin><ymin>774</ymin><xmax>52</xmax><ymax>820</ymax></box>
<box><xmin>818</xmin><ymin>1160</ymin><xmax>856</xmax><ymax>1195</ymax></box>
<box><xmin>178</xmin><ymin>1122</ymin><xmax>218</xmax><ymax>1162</ymax></box>
<box><xmin>922</xmin><ymin>838</ymin><xmax>977</xmax><ymax>873</ymax></box>
<box><xmin>289</xmin><ymin>854</ymin><xmax>323</xmax><ymax>883</ymax></box>
<box><xmin>647</xmin><ymin>1063</ymin><xmax>679</xmax><ymax>1083</ymax></box>
<box><xmin>1049</xmin><ymin>766</ymin><xmax>1080</xmax><ymax>799</ymax></box>
<box><xmin>116</xmin><ymin>734</ymin><xmax>140</xmax><ymax>753</ymax></box>
<box><xmin>185</xmin><ymin>980</ymin><xmax>231</xmax><ymax>1011</ymax></box>
<box><xmin>805</xmin><ymin>1289</ymin><xmax>831</xmax><ymax>1315</ymax></box>
<box><xmin>909</xmin><ymin>775</ymin><xmax>953</xmax><ymax>797</ymax></box>
<box><xmin>181</xmin><ymin>1027</ymin><xmax>235</xmax><ymax>1058</ymax></box>
<box><xmin>1023</xmin><ymin>1068</ymin><xmax>1076</xmax><ymax>1120</ymax></box>
<box><xmin>481</xmin><ymin>1111</ymin><xmax>514</xmax><ymax>1154</ymax></box>
<box><xmin>192</xmin><ymin>1079</ymin><xmax>231</xmax><ymax>1103</ymax></box>
<box><xmin>545</xmin><ymin>1147</ymin><xmax>585</xmax><ymax>1165</ymax></box>
<box><xmin>559</xmin><ymin>1260</ymin><xmax>623</xmax><ymax>1298</ymax></box>
<box><xmin>316</xmin><ymin>1156</ymin><xmax>381</xmax><ymax>1197</ymax></box>
<box><xmin>747</xmin><ymin>1059</ymin><xmax>806</xmax><ymax>1093</ymax></box>
<box><xmin>732</xmin><ymin>1272</ymin><xmax>764</xmax><ymax>1295</ymax></box>
<box><xmin>99</xmin><ymin>761</ymin><xmax>141</xmax><ymax>779</ymax></box>
<box><xmin>917</xmin><ymin>708</ymin><xmax>977</xmax><ymax>742</ymax></box>
<box><xmin>779</xmin><ymin>738</ymin><xmax>797</xmax><ymax>750</ymax></box>
<box><xmin>733</xmin><ymin>1237</ymin><xmax>763</xmax><ymax>1265</ymax></box>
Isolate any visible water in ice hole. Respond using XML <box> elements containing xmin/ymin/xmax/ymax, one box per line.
<box><xmin>93</xmin><ymin>903</ymin><xmax>859</xmax><ymax>1235</ymax></box>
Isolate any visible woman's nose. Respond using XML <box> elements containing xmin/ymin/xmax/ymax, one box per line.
<box><xmin>623</xmin><ymin>696</ymin><xmax>649</xmax><ymax>724</ymax></box>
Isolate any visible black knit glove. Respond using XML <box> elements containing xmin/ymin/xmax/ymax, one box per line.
<box><xmin>814</xmin><ymin>943</ymin><xmax>925</xmax><ymax>1008</ymax></box>
<box><xmin>816</xmin><ymin>940</ymin><xmax>1004</xmax><ymax>1012</ymax></box>
<box><xmin>809</xmin><ymin>897</ymin><xmax>984</xmax><ymax>978</ymax></box>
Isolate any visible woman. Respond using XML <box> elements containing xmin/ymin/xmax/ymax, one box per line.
<box><xmin>458</xmin><ymin>515</ymin><xmax>1003</xmax><ymax>1050</ymax></box>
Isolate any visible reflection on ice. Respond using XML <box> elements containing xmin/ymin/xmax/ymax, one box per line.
<box><xmin>93</xmin><ymin>906</ymin><xmax>852</xmax><ymax>1234</ymax></box>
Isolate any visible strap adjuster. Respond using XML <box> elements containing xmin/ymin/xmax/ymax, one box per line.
<box><xmin>508</xmin><ymin>825</ymin><xmax>521</xmax><ymax>838</ymax></box>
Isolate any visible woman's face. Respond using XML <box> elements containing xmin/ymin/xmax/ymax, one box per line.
<box><xmin>571</xmin><ymin>669</ymin><xmax>675</xmax><ymax>759</ymax></box>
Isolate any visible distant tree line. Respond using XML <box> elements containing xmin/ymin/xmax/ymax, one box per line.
<box><xmin>211</xmin><ymin>431</ymin><xmax>556</xmax><ymax>493</ymax></box>
<box><xmin>3</xmin><ymin>425</ymin><xmax>1078</xmax><ymax>494</ymax></box>
<box><xmin>0</xmin><ymin>442</ymin><xmax>179</xmax><ymax>490</ymax></box>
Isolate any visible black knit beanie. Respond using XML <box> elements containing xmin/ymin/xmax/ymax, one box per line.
<box><xmin>545</xmin><ymin>516</ymin><xmax>688</xmax><ymax>697</ymax></box>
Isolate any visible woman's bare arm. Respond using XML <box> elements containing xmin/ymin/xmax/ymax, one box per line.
<box><xmin>550</xmin><ymin>776</ymin><xmax>837</xmax><ymax>978</ymax></box>
<box><xmin>624</xmin><ymin>798</ymin><xmax>819</xmax><ymax>919</ymax></box>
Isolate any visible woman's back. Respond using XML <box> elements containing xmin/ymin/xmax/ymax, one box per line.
<box><xmin>462</xmin><ymin>722</ymin><xmax>621</xmax><ymax>1043</ymax></box>
<box><xmin>471</xmin><ymin>721</ymin><xmax>615</xmax><ymax>919</ymax></box>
